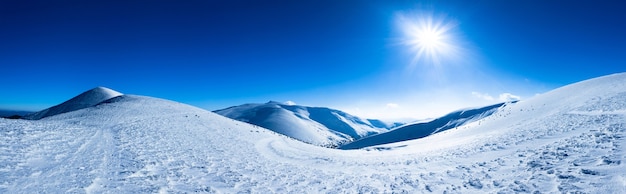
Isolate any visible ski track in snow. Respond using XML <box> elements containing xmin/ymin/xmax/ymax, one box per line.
<box><xmin>1</xmin><ymin>74</ymin><xmax>626</xmax><ymax>193</ymax></box>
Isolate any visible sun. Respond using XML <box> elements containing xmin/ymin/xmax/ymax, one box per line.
<box><xmin>397</xmin><ymin>13</ymin><xmax>458</xmax><ymax>67</ymax></box>
<box><xmin>417</xmin><ymin>29</ymin><xmax>443</xmax><ymax>49</ymax></box>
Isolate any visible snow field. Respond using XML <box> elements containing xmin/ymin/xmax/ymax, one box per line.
<box><xmin>1</xmin><ymin>73</ymin><xmax>625</xmax><ymax>193</ymax></box>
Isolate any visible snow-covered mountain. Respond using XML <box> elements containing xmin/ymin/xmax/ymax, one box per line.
<box><xmin>341</xmin><ymin>102</ymin><xmax>512</xmax><ymax>149</ymax></box>
<box><xmin>23</xmin><ymin>86</ymin><xmax>122</xmax><ymax>120</ymax></box>
<box><xmin>1</xmin><ymin>73</ymin><xmax>626</xmax><ymax>193</ymax></box>
<box><xmin>215</xmin><ymin>101</ymin><xmax>394</xmax><ymax>147</ymax></box>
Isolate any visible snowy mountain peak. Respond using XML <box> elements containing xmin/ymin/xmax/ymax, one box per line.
<box><xmin>24</xmin><ymin>86</ymin><xmax>123</xmax><ymax>120</ymax></box>
<box><xmin>266</xmin><ymin>100</ymin><xmax>283</xmax><ymax>104</ymax></box>
<box><xmin>215</xmin><ymin>102</ymin><xmax>395</xmax><ymax>147</ymax></box>
<box><xmin>92</xmin><ymin>86</ymin><xmax>120</xmax><ymax>94</ymax></box>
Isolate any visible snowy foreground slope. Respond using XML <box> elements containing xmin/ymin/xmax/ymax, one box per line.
<box><xmin>2</xmin><ymin>73</ymin><xmax>626</xmax><ymax>193</ymax></box>
<box><xmin>215</xmin><ymin>101</ymin><xmax>396</xmax><ymax>147</ymax></box>
<box><xmin>341</xmin><ymin>102</ymin><xmax>510</xmax><ymax>149</ymax></box>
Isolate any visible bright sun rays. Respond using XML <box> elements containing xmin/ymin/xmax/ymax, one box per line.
<box><xmin>397</xmin><ymin>12</ymin><xmax>460</xmax><ymax>68</ymax></box>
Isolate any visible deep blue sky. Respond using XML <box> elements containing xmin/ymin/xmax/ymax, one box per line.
<box><xmin>1</xmin><ymin>0</ymin><xmax>625</xmax><ymax>119</ymax></box>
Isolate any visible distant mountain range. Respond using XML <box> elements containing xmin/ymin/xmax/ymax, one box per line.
<box><xmin>8</xmin><ymin>86</ymin><xmax>510</xmax><ymax>149</ymax></box>
<box><xmin>0</xmin><ymin>109</ymin><xmax>33</xmax><ymax>119</ymax></box>
<box><xmin>215</xmin><ymin>101</ymin><xmax>402</xmax><ymax>147</ymax></box>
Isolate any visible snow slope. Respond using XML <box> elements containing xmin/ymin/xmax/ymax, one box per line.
<box><xmin>341</xmin><ymin>102</ymin><xmax>511</xmax><ymax>149</ymax></box>
<box><xmin>1</xmin><ymin>73</ymin><xmax>626</xmax><ymax>193</ymax></box>
<box><xmin>23</xmin><ymin>87</ymin><xmax>122</xmax><ymax>120</ymax></box>
<box><xmin>215</xmin><ymin>101</ymin><xmax>391</xmax><ymax>147</ymax></box>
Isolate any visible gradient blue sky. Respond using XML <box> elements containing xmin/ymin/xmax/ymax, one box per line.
<box><xmin>1</xmin><ymin>0</ymin><xmax>625</xmax><ymax>119</ymax></box>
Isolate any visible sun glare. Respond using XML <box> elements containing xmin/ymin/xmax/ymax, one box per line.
<box><xmin>398</xmin><ymin>13</ymin><xmax>458</xmax><ymax>67</ymax></box>
<box><xmin>418</xmin><ymin>30</ymin><xmax>442</xmax><ymax>49</ymax></box>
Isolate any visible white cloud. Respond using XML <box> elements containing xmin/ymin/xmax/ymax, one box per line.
<box><xmin>498</xmin><ymin>93</ymin><xmax>521</xmax><ymax>101</ymax></box>
<box><xmin>471</xmin><ymin>92</ymin><xmax>495</xmax><ymax>101</ymax></box>
<box><xmin>284</xmin><ymin>101</ymin><xmax>296</xmax><ymax>105</ymax></box>
<box><xmin>472</xmin><ymin>92</ymin><xmax>521</xmax><ymax>102</ymax></box>
<box><xmin>386</xmin><ymin>103</ymin><xmax>399</xmax><ymax>108</ymax></box>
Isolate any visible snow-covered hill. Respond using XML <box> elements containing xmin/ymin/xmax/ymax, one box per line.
<box><xmin>1</xmin><ymin>73</ymin><xmax>626</xmax><ymax>193</ymax></box>
<box><xmin>341</xmin><ymin>102</ymin><xmax>511</xmax><ymax>149</ymax></box>
<box><xmin>215</xmin><ymin>101</ymin><xmax>393</xmax><ymax>147</ymax></box>
<box><xmin>23</xmin><ymin>87</ymin><xmax>122</xmax><ymax>120</ymax></box>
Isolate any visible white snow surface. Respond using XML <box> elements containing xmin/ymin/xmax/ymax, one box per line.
<box><xmin>1</xmin><ymin>73</ymin><xmax>626</xmax><ymax>193</ymax></box>
<box><xmin>23</xmin><ymin>86</ymin><xmax>122</xmax><ymax>120</ymax></box>
<box><xmin>215</xmin><ymin>101</ymin><xmax>389</xmax><ymax>147</ymax></box>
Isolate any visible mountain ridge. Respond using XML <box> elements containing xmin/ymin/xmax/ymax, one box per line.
<box><xmin>215</xmin><ymin>101</ymin><xmax>397</xmax><ymax>147</ymax></box>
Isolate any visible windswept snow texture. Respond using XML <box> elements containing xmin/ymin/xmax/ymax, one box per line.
<box><xmin>215</xmin><ymin>101</ymin><xmax>391</xmax><ymax>147</ymax></box>
<box><xmin>2</xmin><ymin>73</ymin><xmax>626</xmax><ymax>193</ymax></box>
<box><xmin>23</xmin><ymin>87</ymin><xmax>122</xmax><ymax>120</ymax></box>
<box><xmin>341</xmin><ymin>102</ymin><xmax>511</xmax><ymax>150</ymax></box>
